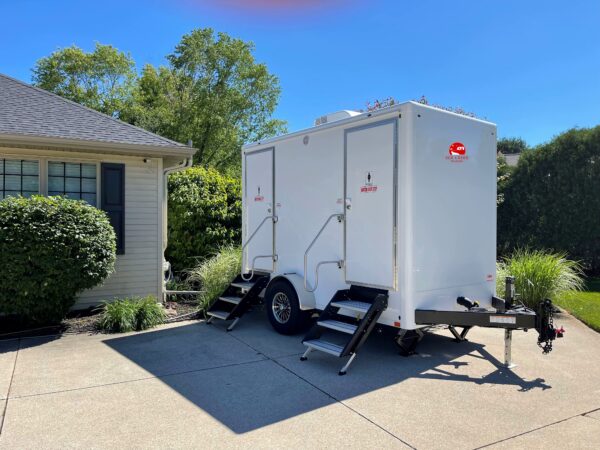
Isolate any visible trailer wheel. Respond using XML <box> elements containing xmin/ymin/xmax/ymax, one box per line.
<box><xmin>265</xmin><ymin>279</ymin><xmax>310</xmax><ymax>335</ymax></box>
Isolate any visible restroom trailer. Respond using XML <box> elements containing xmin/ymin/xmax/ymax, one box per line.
<box><xmin>206</xmin><ymin>101</ymin><xmax>562</xmax><ymax>374</ymax></box>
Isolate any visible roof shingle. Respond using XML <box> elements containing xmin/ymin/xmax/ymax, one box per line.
<box><xmin>0</xmin><ymin>73</ymin><xmax>188</xmax><ymax>150</ymax></box>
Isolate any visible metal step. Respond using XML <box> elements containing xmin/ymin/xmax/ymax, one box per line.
<box><xmin>317</xmin><ymin>319</ymin><xmax>357</xmax><ymax>335</ymax></box>
<box><xmin>207</xmin><ymin>310</ymin><xmax>230</xmax><ymax>320</ymax></box>
<box><xmin>330</xmin><ymin>300</ymin><xmax>371</xmax><ymax>314</ymax></box>
<box><xmin>230</xmin><ymin>281</ymin><xmax>256</xmax><ymax>291</ymax></box>
<box><xmin>219</xmin><ymin>295</ymin><xmax>242</xmax><ymax>305</ymax></box>
<box><xmin>303</xmin><ymin>339</ymin><xmax>344</xmax><ymax>357</ymax></box>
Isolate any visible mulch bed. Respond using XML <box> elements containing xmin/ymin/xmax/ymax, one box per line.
<box><xmin>0</xmin><ymin>299</ymin><xmax>203</xmax><ymax>341</ymax></box>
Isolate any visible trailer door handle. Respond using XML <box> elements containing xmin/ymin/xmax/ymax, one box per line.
<box><xmin>345</xmin><ymin>198</ymin><xmax>352</xmax><ymax>210</ymax></box>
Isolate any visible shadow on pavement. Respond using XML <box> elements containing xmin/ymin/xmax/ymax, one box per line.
<box><xmin>104</xmin><ymin>314</ymin><xmax>550</xmax><ymax>433</ymax></box>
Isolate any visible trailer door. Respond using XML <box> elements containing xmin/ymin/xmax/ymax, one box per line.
<box><xmin>244</xmin><ymin>147</ymin><xmax>275</xmax><ymax>273</ymax></box>
<box><xmin>344</xmin><ymin>120</ymin><xmax>397</xmax><ymax>289</ymax></box>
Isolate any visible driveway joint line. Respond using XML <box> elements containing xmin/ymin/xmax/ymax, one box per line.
<box><xmin>4</xmin><ymin>357</ymin><xmax>267</xmax><ymax>401</ymax></box>
<box><xmin>0</xmin><ymin>338</ymin><xmax>21</xmax><ymax>436</ymax></box>
<box><xmin>474</xmin><ymin>406</ymin><xmax>600</xmax><ymax>449</ymax></box>
<box><xmin>226</xmin><ymin>331</ymin><xmax>416</xmax><ymax>449</ymax></box>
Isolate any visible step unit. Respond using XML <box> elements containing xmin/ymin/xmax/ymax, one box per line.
<box><xmin>206</xmin><ymin>273</ymin><xmax>270</xmax><ymax>331</ymax></box>
<box><xmin>301</xmin><ymin>285</ymin><xmax>388</xmax><ymax>375</ymax></box>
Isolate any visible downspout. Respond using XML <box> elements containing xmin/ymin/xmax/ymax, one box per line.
<box><xmin>161</xmin><ymin>154</ymin><xmax>193</xmax><ymax>298</ymax></box>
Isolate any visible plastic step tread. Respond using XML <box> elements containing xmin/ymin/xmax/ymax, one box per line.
<box><xmin>330</xmin><ymin>300</ymin><xmax>371</xmax><ymax>314</ymax></box>
<box><xmin>317</xmin><ymin>319</ymin><xmax>357</xmax><ymax>334</ymax></box>
<box><xmin>231</xmin><ymin>281</ymin><xmax>256</xmax><ymax>290</ymax></box>
<box><xmin>303</xmin><ymin>339</ymin><xmax>344</xmax><ymax>357</ymax></box>
<box><xmin>207</xmin><ymin>310</ymin><xmax>230</xmax><ymax>320</ymax></box>
<box><xmin>219</xmin><ymin>296</ymin><xmax>243</xmax><ymax>305</ymax></box>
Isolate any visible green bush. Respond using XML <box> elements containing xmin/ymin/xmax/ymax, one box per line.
<box><xmin>166</xmin><ymin>166</ymin><xmax>241</xmax><ymax>271</ymax></box>
<box><xmin>496</xmin><ymin>249</ymin><xmax>584</xmax><ymax>307</ymax></box>
<box><xmin>99</xmin><ymin>296</ymin><xmax>166</xmax><ymax>333</ymax></box>
<box><xmin>498</xmin><ymin>126</ymin><xmax>600</xmax><ymax>272</ymax></box>
<box><xmin>188</xmin><ymin>245</ymin><xmax>241</xmax><ymax>311</ymax></box>
<box><xmin>0</xmin><ymin>196</ymin><xmax>116</xmax><ymax>324</ymax></box>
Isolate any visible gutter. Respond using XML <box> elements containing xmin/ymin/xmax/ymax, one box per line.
<box><xmin>162</xmin><ymin>156</ymin><xmax>193</xmax><ymax>254</ymax></box>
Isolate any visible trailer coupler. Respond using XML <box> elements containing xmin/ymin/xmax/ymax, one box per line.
<box><xmin>414</xmin><ymin>278</ymin><xmax>565</xmax><ymax>366</ymax></box>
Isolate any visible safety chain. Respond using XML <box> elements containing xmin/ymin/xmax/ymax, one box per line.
<box><xmin>537</xmin><ymin>299</ymin><xmax>555</xmax><ymax>354</ymax></box>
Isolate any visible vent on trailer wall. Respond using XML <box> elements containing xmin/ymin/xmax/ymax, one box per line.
<box><xmin>314</xmin><ymin>110</ymin><xmax>361</xmax><ymax>126</ymax></box>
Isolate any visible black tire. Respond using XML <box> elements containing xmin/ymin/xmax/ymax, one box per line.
<box><xmin>265</xmin><ymin>279</ymin><xmax>310</xmax><ymax>335</ymax></box>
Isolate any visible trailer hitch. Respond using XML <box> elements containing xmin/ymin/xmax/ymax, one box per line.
<box><xmin>536</xmin><ymin>299</ymin><xmax>564</xmax><ymax>354</ymax></box>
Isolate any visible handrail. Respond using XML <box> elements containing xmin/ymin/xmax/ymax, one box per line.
<box><xmin>241</xmin><ymin>215</ymin><xmax>278</xmax><ymax>281</ymax></box>
<box><xmin>304</xmin><ymin>213</ymin><xmax>344</xmax><ymax>292</ymax></box>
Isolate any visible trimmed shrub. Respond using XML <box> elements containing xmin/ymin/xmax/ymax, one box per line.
<box><xmin>188</xmin><ymin>245</ymin><xmax>241</xmax><ymax>311</ymax></box>
<box><xmin>99</xmin><ymin>296</ymin><xmax>166</xmax><ymax>333</ymax></box>
<box><xmin>498</xmin><ymin>125</ymin><xmax>600</xmax><ymax>272</ymax></box>
<box><xmin>166</xmin><ymin>166</ymin><xmax>241</xmax><ymax>271</ymax></box>
<box><xmin>496</xmin><ymin>249</ymin><xmax>584</xmax><ymax>307</ymax></box>
<box><xmin>0</xmin><ymin>196</ymin><xmax>116</xmax><ymax>324</ymax></box>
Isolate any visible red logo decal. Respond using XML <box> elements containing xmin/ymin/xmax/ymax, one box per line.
<box><xmin>446</xmin><ymin>142</ymin><xmax>468</xmax><ymax>163</ymax></box>
<box><xmin>449</xmin><ymin>142</ymin><xmax>466</xmax><ymax>155</ymax></box>
<box><xmin>254</xmin><ymin>196</ymin><xmax>264</xmax><ymax>202</ymax></box>
<box><xmin>360</xmin><ymin>186</ymin><xmax>378</xmax><ymax>193</ymax></box>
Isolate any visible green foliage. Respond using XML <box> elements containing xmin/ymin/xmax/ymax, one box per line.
<box><xmin>498</xmin><ymin>126</ymin><xmax>600</xmax><ymax>272</ymax></box>
<box><xmin>99</xmin><ymin>298</ymin><xmax>137</xmax><ymax>333</ymax></box>
<box><xmin>0</xmin><ymin>196</ymin><xmax>116</xmax><ymax>323</ymax></box>
<box><xmin>496</xmin><ymin>249</ymin><xmax>584</xmax><ymax>307</ymax></box>
<box><xmin>134</xmin><ymin>296</ymin><xmax>167</xmax><ymax>330</ymax></box>
<box><xmin>497</xmin><ymin>153</ymin><xmax>513</xmax><ymax>205</ymax></box>
<box><xmin>166</xmin><ymin>166</ymin><xmax>241</xmax><ymax>271</ymax></box>
<box><xmin>555</xmin><ymin>288</ymin><xmax>600</xmax><ymax>333</ymax></box>
<box><xmin>32</xmin><ymin>43</ymin><xmax>136</xmax><ymax>118</ymax></box>
<box><xmin>128</xmin><ymin>28</ymin><xmax>286</xmax><ymax>170</ymax></box>
<box><xmin>99</xmin><ymin>296</ymin><xmax>166</xmax><ymax>333</ymax></box>
<box><xmin>497</xmin><ymin>137</ymin><xmax>528</xmax><ymax>155</ymax></box>
<box><xmin>188</xmin><ymin>246</ymin><xmax>241</xmax><ymax>311</ymax></box>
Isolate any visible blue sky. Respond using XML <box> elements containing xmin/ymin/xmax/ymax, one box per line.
<box><xmin>1</xmin><ymin>0</ymin><xmax>599</xmax><ymax>146</ymax></box>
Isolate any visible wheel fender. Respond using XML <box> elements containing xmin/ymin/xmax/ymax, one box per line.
<box><xmin>270</xmin><ymin>273</ymin><xmax>316</xmax><ymax>311</ymax></box>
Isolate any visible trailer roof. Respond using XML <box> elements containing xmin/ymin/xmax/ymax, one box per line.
<box><xmin>243</xmin><ymin>101</ymin><xmax>496</xmax><ymax>150</ymax></box>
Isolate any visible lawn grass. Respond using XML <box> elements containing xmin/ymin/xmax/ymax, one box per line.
<box><xmin>554</xmin><ymin>277</ymin><xmax>600</xmax><ymax>333</ymax></box>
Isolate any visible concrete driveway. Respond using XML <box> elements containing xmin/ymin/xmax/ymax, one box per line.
<box><xmin>1</xmin><ymin>310</ymin><xmax>599</xmax><ymax>449</ymax></box>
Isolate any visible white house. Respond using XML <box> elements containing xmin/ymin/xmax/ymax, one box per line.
<box><xmin>0</xmin><ymin>74</ymin><xmax>195</xmax><ymax>309</ymax></box>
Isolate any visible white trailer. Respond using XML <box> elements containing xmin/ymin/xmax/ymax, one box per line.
<box><xmin>206</xmin><ymin>101</ymin><xmax>562</xmax><ymax>375</ymax></box>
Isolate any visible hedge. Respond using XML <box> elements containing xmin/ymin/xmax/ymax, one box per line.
<box><xmin>166</xmin><ymin>166</ymin><xmax>241</xmax><ymax>271</ymax></box>
<box><xmin>498</xmin><ymin>125</ymin><xmax>600</xmax><ymax>272</ymax></box>
<box><xmin>0</xmin><ymin>196</ymin><xmax>116</xmax><ymax>323</ymax></box>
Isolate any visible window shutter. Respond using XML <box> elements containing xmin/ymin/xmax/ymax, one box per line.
<box><xmin>101</xmin><ymin>163</ymin><xmax>125</xmax><ymax>255</ymax></box>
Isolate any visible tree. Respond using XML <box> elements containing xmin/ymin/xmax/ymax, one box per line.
<box><xmin>130</xmin><ymin>28</ymin><xmax>286</xmax><ymax>171</ymax></box>
<box><xmin>497</xmin><ymin>137</ymin><xmax>528</xmax><ymax>154</ymax></box>
<box><xmin>32</xmin><ymin>43</ymin><xmax>136</xmax><ymax>118</ymax></box>
<box><xmin>498</xmin><ymin>125</ymin><xmax>600</xmax><ymax>272</ymax></box>
<box><xmin>497</xmin><ymin>152</ymin><xmax>512</xmax><ymax>205</ymax></box>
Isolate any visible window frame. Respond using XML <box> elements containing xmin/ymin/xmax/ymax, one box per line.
<box><xmin>47</xmin><ymin>160</ymin><xmax>100</xmax><ymax>206</ymax></box>
<box><xmin>0</xmin><ymin>157</ymin><xmax>42</xmax><ymax>199</ymax></box>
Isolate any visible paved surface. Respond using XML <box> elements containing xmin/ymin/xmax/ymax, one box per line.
<box><xmin>1</xmin><ymin>310</ymin><xmax>599</xmax><ymax>449</ymax></box>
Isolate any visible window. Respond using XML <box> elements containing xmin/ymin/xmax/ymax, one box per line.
<box><xmin>48</xmin><ymin>162</ymin><xmax>97</xmax><ymax>206</ymax></box>
<box><xmin>0</xmin><ymin>159</ymin><xmax>39</xmax><ymax>199</ymax></box>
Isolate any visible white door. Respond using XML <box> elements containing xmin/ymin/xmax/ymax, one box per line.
<box><xmin>244</xmin><ymin>148</ymin><xmax>275</xmax><ymax>272</ymax></box>
<box><xmin>345</xmin><ymin>120</ymin><xmax>397</xmax><ymax>289</ymax></box>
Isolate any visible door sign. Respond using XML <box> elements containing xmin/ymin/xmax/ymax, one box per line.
<box><xmin>360</xmin><ymin>171</ymin><xmax>378</xmax><ymax>193</ymax></box>
<box><xmin>254</xmin><ymin>186</ymin><xmax>264</xmax><ymax>202</ymax></box>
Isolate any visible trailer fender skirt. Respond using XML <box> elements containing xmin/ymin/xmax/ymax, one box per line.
<box><xmin>271</xmin><ymin>273</ymin><xmax>316</xmax><ymax>311</ymax></box>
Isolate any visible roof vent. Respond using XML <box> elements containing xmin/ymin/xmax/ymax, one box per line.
<box><xmin>314</xmin><ymin>110</ymin><xmax>361</xmax><ymax>126</ymax></box>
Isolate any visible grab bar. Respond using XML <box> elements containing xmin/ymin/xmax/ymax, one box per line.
<box><xmin>241</xmin><ymin>215</ymin><xmax>278</xmax><ymax>281</ymax></box>
<box><xmin>304</xmin><ymin>213</ymin><xmax>344</xmax><ymax>292</ymax></box>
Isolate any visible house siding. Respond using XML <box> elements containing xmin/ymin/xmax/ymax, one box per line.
<box><xmin>0</xmin><ymin>147</ymin><xmax>163</xmax><ymax>309</ymax></box>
